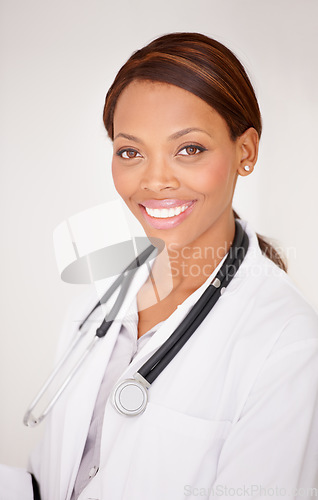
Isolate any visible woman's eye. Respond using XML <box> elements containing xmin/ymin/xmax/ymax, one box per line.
<box><xmin>177</xmin><ymin>145</ymin><xmax>205</xmax><ymax>156</ymax></box>
<box><xmin>116</xmin><ymin>149</ymin><xmax>142</xmax><ymax>159</ymax></box>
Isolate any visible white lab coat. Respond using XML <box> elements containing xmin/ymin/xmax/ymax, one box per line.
<box><xmin>8</xmin><ymin>219</ymin><xmax>318</xmax><ymax>499</ymax></box>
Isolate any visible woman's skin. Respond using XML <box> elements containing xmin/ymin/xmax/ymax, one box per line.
<box><xmin>112</xmin><ymin>80</ymin><xmax>259</xmax><ymax>336</ymax></box>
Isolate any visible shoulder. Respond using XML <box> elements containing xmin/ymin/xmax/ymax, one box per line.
<box><xmin>258</xmin><ymin>258</ymin><xmax>318</xmax><ymax>352</ymax></box>
<box><xmin>235</xmin><ymin>219</ymin><xmax>318</xmax><ymax>347</ymax></box>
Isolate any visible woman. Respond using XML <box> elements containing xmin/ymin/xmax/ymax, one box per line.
<box><xmin>9</xmin><ymin>32</ymin><xmax>318</xmax><ymax>499</ymax></box>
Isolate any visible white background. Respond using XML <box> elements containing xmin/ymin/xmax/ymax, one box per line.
<box><xmin>1</xmin><ymin>0</ymin><xmax>317</xmax><ymax>466</ymax></box>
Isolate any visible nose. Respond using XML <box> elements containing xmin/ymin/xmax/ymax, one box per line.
<box><xmin>140</xmin><ymin>156</ymin><xmax>180</xmax><ymax>192</ymax></box>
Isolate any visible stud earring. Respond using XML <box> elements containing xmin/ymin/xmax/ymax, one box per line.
<box><xmin>244</xmin><ymin>165</ymin><xmax>251</xmax><ymax>172</ymax></box>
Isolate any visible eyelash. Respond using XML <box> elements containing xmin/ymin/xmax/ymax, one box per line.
<box><xmin>116</xmin><ymin>148</ymin><xmax>142</xmax><ymax>159</ymax></box>
<box><xmin>178</xmin><ymin>144</ymin><xmax>207</xmax><ymax>156</ymax></box>
<box><xmin>116</xmin><ymin>144</ymin><xmax>207</xmax><ymax>159</ymax></box>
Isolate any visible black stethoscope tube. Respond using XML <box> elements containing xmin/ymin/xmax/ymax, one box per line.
<box><xmin>147</xmin><ymin>230</ymin><xmax>249</xmax><ymax>384</ymax></box>
<box><xmin>79</xmin><ymin>244</ymin><xmax>157</xmax><ymax>337</ymax></box>
<box><xmin>138</xmin><ymin>220</ymin><xmax>248</xmax><ymax>385</ymax></box>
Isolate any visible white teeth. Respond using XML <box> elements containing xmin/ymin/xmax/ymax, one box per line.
<box><xmin>145</xmin><ymin>204</ymin><xmax>191</xmax><ymax>218</ymax></box>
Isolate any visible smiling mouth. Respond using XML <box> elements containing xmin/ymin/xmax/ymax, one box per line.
<box><xmin>144</xmin><ymin>203</ymin><xmax>192</xmax><ymax>219</ymax></box>
<box><xmin>138</xmin><ymin>200</ymin><xmax>196</xmax><ymax>230</ymax></box>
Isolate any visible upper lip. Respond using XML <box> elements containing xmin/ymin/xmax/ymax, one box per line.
<box><xmin>139</xmin><ymin>199</ymin><xmax>196</xmax><ymax>209</ymax></box>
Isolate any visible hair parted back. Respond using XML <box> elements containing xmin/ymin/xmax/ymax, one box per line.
<box><xmin>103</xmin><ymin>32</ymin><xmax>287</xmax><ymax>272</ymax></box>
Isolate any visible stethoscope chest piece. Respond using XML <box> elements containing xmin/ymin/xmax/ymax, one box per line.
<box><xmin>111</xmin><ymin>378</ymin><xmax>148</xmax><ymax>416</ymax></box>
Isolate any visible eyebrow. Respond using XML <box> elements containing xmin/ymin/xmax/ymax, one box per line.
<box><xmin>113</xmin><ymin>127</ymin><xmax>211</xmax><ymax>143</ymax></box>
<box><xmin>168</xmin><ymin>127</ymin><xmax>212</xmax><ymax>141</ymax></box>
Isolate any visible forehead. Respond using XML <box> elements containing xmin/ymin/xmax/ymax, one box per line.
<box><xmin>113</xmin><ymin>80</ymin><xmax>229</xmax><ymax>139</ymax></box>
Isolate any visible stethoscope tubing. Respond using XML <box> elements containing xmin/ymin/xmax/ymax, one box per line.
<box><xmin>147</xmin><ymin>230</ymin><xmax>249</xmax><ymax>384</ymax></box>
<box><xmin>23</xmin><ymin>244</ymin><xmax>156</xmax><ymax>427</ymax></box>
<box><xmin>138</xmin><ymin>221</ymin><xmax>247</xmax><ymax>384</ymax></box>
<box><xmin>79</xmin><ymin>244</ymin><xmax>156</xmax><ymax>335</ymax></box>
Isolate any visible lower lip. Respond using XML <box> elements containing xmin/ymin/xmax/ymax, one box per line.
<box><xmin>139</xmin><ymin>202</ymin><xmax>196</xmax><ymax>230</ymax></box>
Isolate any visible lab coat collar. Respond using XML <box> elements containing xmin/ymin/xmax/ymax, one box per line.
<box><xmin>110</xmin><ymin>218</ymin><xmax>263</xmax><ymax>383</ymax></box>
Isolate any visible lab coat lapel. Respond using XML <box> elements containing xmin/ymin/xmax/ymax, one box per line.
<box><xmin>58</xmin><ymin>264</ymin><xmax>154</xmax><ymax>500</ymax></box>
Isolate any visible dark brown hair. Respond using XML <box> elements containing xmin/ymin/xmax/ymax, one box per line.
<box><xmin>103</xmin><ymin>32</ymin><xmax>287</xmax><ymax>272</ymax></box>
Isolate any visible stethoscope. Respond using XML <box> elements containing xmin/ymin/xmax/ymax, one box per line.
<box><xmin>24</xmin><ymin>220</ymin><xmax>248</xmax><ymax>426</ymax></box>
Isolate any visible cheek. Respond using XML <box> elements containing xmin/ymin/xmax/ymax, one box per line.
<box><xmin>190</xmin><ymin>155</ymin><xmax>233</xmax><ymax>195</ymax></box>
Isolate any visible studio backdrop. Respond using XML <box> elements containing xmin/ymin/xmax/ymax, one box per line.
<box><xmin>1</xmin><ymin>0</ymin><xmax>317</xmax><ymax>466</ymax></box>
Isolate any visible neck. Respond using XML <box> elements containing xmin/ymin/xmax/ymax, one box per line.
<box><xmin>150</xmin><ymin>211</ymin><xmax>236</xmax><ymax>296</ymax></box>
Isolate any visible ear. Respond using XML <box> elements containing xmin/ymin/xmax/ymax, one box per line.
<box><xmin>236</xmin><ymin>127</ymin><xmax>259</xmax><ymax>176</ymax></box>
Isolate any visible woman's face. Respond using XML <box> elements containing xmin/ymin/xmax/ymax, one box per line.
<box><xmin>112</xmin><ymin>80</ymin><xmax>244</xmax><ymax>251</ymax></box>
